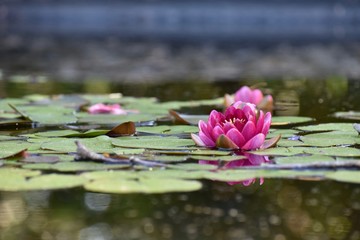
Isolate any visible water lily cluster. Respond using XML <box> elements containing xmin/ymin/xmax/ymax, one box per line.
<box><xmin>192</xmin><ymin>86</ymin><xmax>274</xmax><ymax>151</ymax></box>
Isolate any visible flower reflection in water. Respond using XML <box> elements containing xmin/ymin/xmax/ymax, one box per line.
<box><xmin>200</xmin><ymin>153</ymin><xmax>270</xmax><ymax>186</ymax></box>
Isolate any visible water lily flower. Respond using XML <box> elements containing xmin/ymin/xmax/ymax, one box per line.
<box><xmin>191</xmin><ymin>101</ymin><xmax>271</xmax><ymax>150</ymax></box>
<box><xmin>199</xmin><ymin>153</ymin><xmax>269</xmax><ymax>186</ymax></box>
<box><xmin>87</xmin><ymin>103</ymin><xmax>127</xmax><ymax>115</ymax></box>
<box><xmin>224</xmin><ymin>86</ymin><xmax>273</xmax><ymax>111</ymax></box>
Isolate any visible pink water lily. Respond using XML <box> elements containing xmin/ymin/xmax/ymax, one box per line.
<box><xmin>191</xmin><ymin>101</ymin><xmax>271</xmax><ymax>150</ymax></box>
<box><xmin>224</xmin><ymin>86</ymin><xmax>273</xmax><ymax>111</ymax></box>
<box><xmin>87</xmin><ymin>103</ymin><xmax>127</xmax><ymax>115</ymax></box>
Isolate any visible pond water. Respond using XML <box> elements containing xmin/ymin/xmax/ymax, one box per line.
<box><xmin>0</xmin><ymin>78</ymin><xmax>360</xmax><ymax>240</ymax></box>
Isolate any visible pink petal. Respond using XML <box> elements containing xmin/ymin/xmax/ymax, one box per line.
<box><xmin>208</xmin><ymin>110</ymin><xmax>224</xmax><ymax>128</ymax></box>
<box><xmin>223</xmin><ymin>122</ymin><xmax>236</xmax><ymax>133</ymax></box>
<box><xmin>211</xmin><ymin>125</ymin><xmax>225</xmax><ymax>140</ymax></box>
<box><xmin>241</xmin><ymin>121</ymin><xmax>257</xmax><ymax>141</ymax></box>
<box><xmin>235</xmin><ymin>86</ymin><xmax>252</xmax><ymax>102</ymax></box>
<box><xmin>191</xmin><ymin>133</ymin><xmax>206</xmax><ymax>147</ymax></box>
<box><xmin>242</xmin><ymin>133</ymin><xmax>265</xmax><ymax>150</ymax></box>
<box><xmin>225</xmin><ymin>128</ymin><xmax>246</xmax><ymax>148</ymax></box>
<box><xmin>198</xmin><ymin>120</ymin><xmax>209</xmax><ymax>135</ymax></box>
<box><xmin>256</xmin><ymin>110</ymin><xmax>264</xmax><ymax>133</ymax></box>
<box><xmin>199</xmin><ymin>132</ymin><xmax>216</xmax><ymax>147</ymax></box>
<box><xmin>261</xmin><ymin>112</ymin><xmax>272</xmax><ymax>135</ymax></box>
<box><xmin>252</xmin><ymin>89</ymin><xmax>264</xmax><ymax>105</ymax></box>
<box><xmin>88</xmin><ymin>103</ymin><xmax>126</xmax><ymax>115</ymax></box>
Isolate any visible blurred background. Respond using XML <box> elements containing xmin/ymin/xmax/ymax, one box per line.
<box><xmin>0</xmin><ymin>0</ymin><xmax>360</xmax><ymax>82</ymax></box>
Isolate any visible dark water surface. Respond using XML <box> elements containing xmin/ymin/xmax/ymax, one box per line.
<box><xmin>0</xmin><ymin>78</ymin><xmax>360</xmax><ymax>240</ymax></box>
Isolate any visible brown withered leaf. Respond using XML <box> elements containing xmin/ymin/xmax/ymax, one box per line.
<box><xmin>106</xmin><ymin>121</ymin><xmax>136</xmax><ymax>137</ymax></box>
<box><xmin>169</xmin><ymin>110</ymin><xmax>191</xmax><ymax>125</ymax></box>
<box><xmin>260</xmin><ymin>134</ymin><xmax>282</xmax><ymax>149</ymax></box>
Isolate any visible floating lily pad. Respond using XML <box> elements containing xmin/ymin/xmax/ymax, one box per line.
<box><xmin>137</xmin><ymin>125</ymin><xmax>199</xmax><ymax>135</ymax></box>
<box><xmin>333</xmin><ymin>111</ymin><xmax>360</xmax><ymax>120</ymax></box>
<box><xmin>35</xmin><ymin>129</ymin><xmax>109</xmax><ymax>138</ymax></box>
<box><xmin>40</xmin><ymin>136</ymin><xmax>114</xmax><ymax>153</ymax></box>
<box><xmin>22</xmin><ymin>161</ymin><xmax>129</xmax><ymax>172</ymax></box>
<box><xmin>84</xmin><ymin>178</ymin><xmax>202</xmax><ymax>193</ymax></box>
<box><xmin>326</xmin><ymin>171</ymin><xmax>360</xmax><ymax>184</ymax></box>
<box><xmin>112</xmin><ymin>148</ymin><xmax>145</xmax><ymax>155</ymax></box>
<box><xmin>296</xmin><ymin>123</ymin><xmax>356</xmax><ymax>132</ymax></box>
<box><xmin>267</xmin><ymin>129</ymin><xmax>299</xmax><ymax>139</ymax></box>
<box><xmin>300</xmin><ymin>132</ymin><xmax>360</xmax><ymax>147</ymax></box>
<box><xmin>189</xmin><ymin>155</ymin><xmax>247</xmax><ymax>162</ymax></box>
<box><xmin>169</xmin><ymin>163</ymin><xmax>218</xmax><ymax>170</ymax></box>
<box><xmin>76</xmin><ymin>113</ymin><xmax>156</xmax><ymax>125</ymax></box>
<box><xmin>271</xmin><ymin>116</ymin><xmax>313</xmax><ymax>126</ymax></box>
<box><xmin>0</xmin><ymin>141</ymin><xmax>32</xmax><ymax>158</ymax></box>
<box><xmin>274</xmin><ymin>155</ymin><xmax>335</xmax><ymax>164</ymax></box>
<box><xmin>112</xmin><ymin>136</ymin><xmax>194</xmax><ymax>150</ymax></box>
<box><xmin>81</xmin><ymin>170</ymin><xmax>137</xmax><ymax>180</ymax></box>
<box><xmin>12</xmin><ymin>105</ymin><xmax>77</xmax><ymax>125</ymax></box>
<box><xmin>277</xmin><ymin>139</ymin><xmax>306</xmax><ymax>147</ymax></box>
<box><xmin>301</xmin><ymin>147</ymin><xmax>360</xmax><ymax>157</ymax></box>
<box><xmin>0</xmin><ymin>174</ymin><xmax>88</xmax><ymax>191</ymax></box>
<box><xmin>250</xmin><ymin>147</ymin><xmax>305</xmax><ymax>156</ymax></box>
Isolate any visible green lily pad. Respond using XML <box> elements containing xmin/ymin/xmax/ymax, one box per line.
<box><xmin>274</xmin><ymin>155</ymin><xmax>335</xmax><ymax>164</ymax></box>
<box><xmin>34</xmin><ymin>129</ymin><xmax>109</xmax><ymax>138</ymax></box>
<box><xmin>22</xmin><ymin>161</ymin><xmax>129</xmax><ymax>172</ymax></box>
<box><xmin>84</xmin><ymin>178</ymin><xmax>202</xmax><ymax>193</ymax></box>
<box><xmin>0</xmin><ymin>168</ymin><xmax>41</xmax><ymax>177</ymax></box>
<box><xmin>0</xmin><ymin>141</ymin><xmax>32</xmax><ymax>158</ymax></box>
<box><xmin>333</xmin><ymin>111</ymin><xmax>360</xmax><ymax>120</ymax></box>
<box><xmin>112</xmin><ymin>148</ymin><xmax>145</xmax><ymax>155</ymax></box>
<box><xmin>40</xmin><ymin>136</ymin><xmax>114</xmax><ymax>153</ymax></box>
<box><xmin>12</xmin><ymin>105</ymin><xmax>77</xmax><ymax>125</ymax></box>
<box><xmin>301</xmin><ymin>147</ymin><xmax>360</xmax><ymax>157</ymax></box>
<box><xmin>0</xmin><ymin>174</ymin><xmax>88</xmax><ymax>191</ymax></box>
<box><xmin>76</xmin><ymin>113</ymin><xmax>156</xmax><ymax>125</ymax></box>
<box><xmin>169</xmin><ymin>163</ymin><xmax>218</xmax><ymax>170</ymax></box>
<box><xmin>300</xmin><ymin>132</ymin><xmax>360</xmax><ymax>147</ymax></box>
<box><xmin>250</xmin><ymin>147</ymin><xmax>306</xmax><ymax>156</ymax></box>
<box><xmin>112</xmin><ymin>136</ymin><xmax>194</xmax><ymax>150</ymax></box>
<box><xmin>137</xmin><ymin>125</ymin><xmax>199</xmax><ymax>135</ymax></box>
<box><xmin>271</xmin><ymin>116</ymin><xmax>313</xmax><ymax>126</ymax></box>
<box><xmin>138</xmin><ymin>169</ymin><xmax>207</xmax><ymax>179</ymax></box>
<box><xmin>296</xmin><ymin>123</ymin><xmax>356</xmax><ymax>133</ymax></box>
<box><xmin>81</xmin><ymin>170</ymin><xmax>138</xmax><ymax>180</ymax></box>
<box><xmin>267</xmin><ymin>129</ymin><xmax>299</xmax><ymax>139</ymax></box>
<box><xmin>326</xmin><ymin>171</ymin><xmax>360</xmax><ymax>184</ymax></box>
